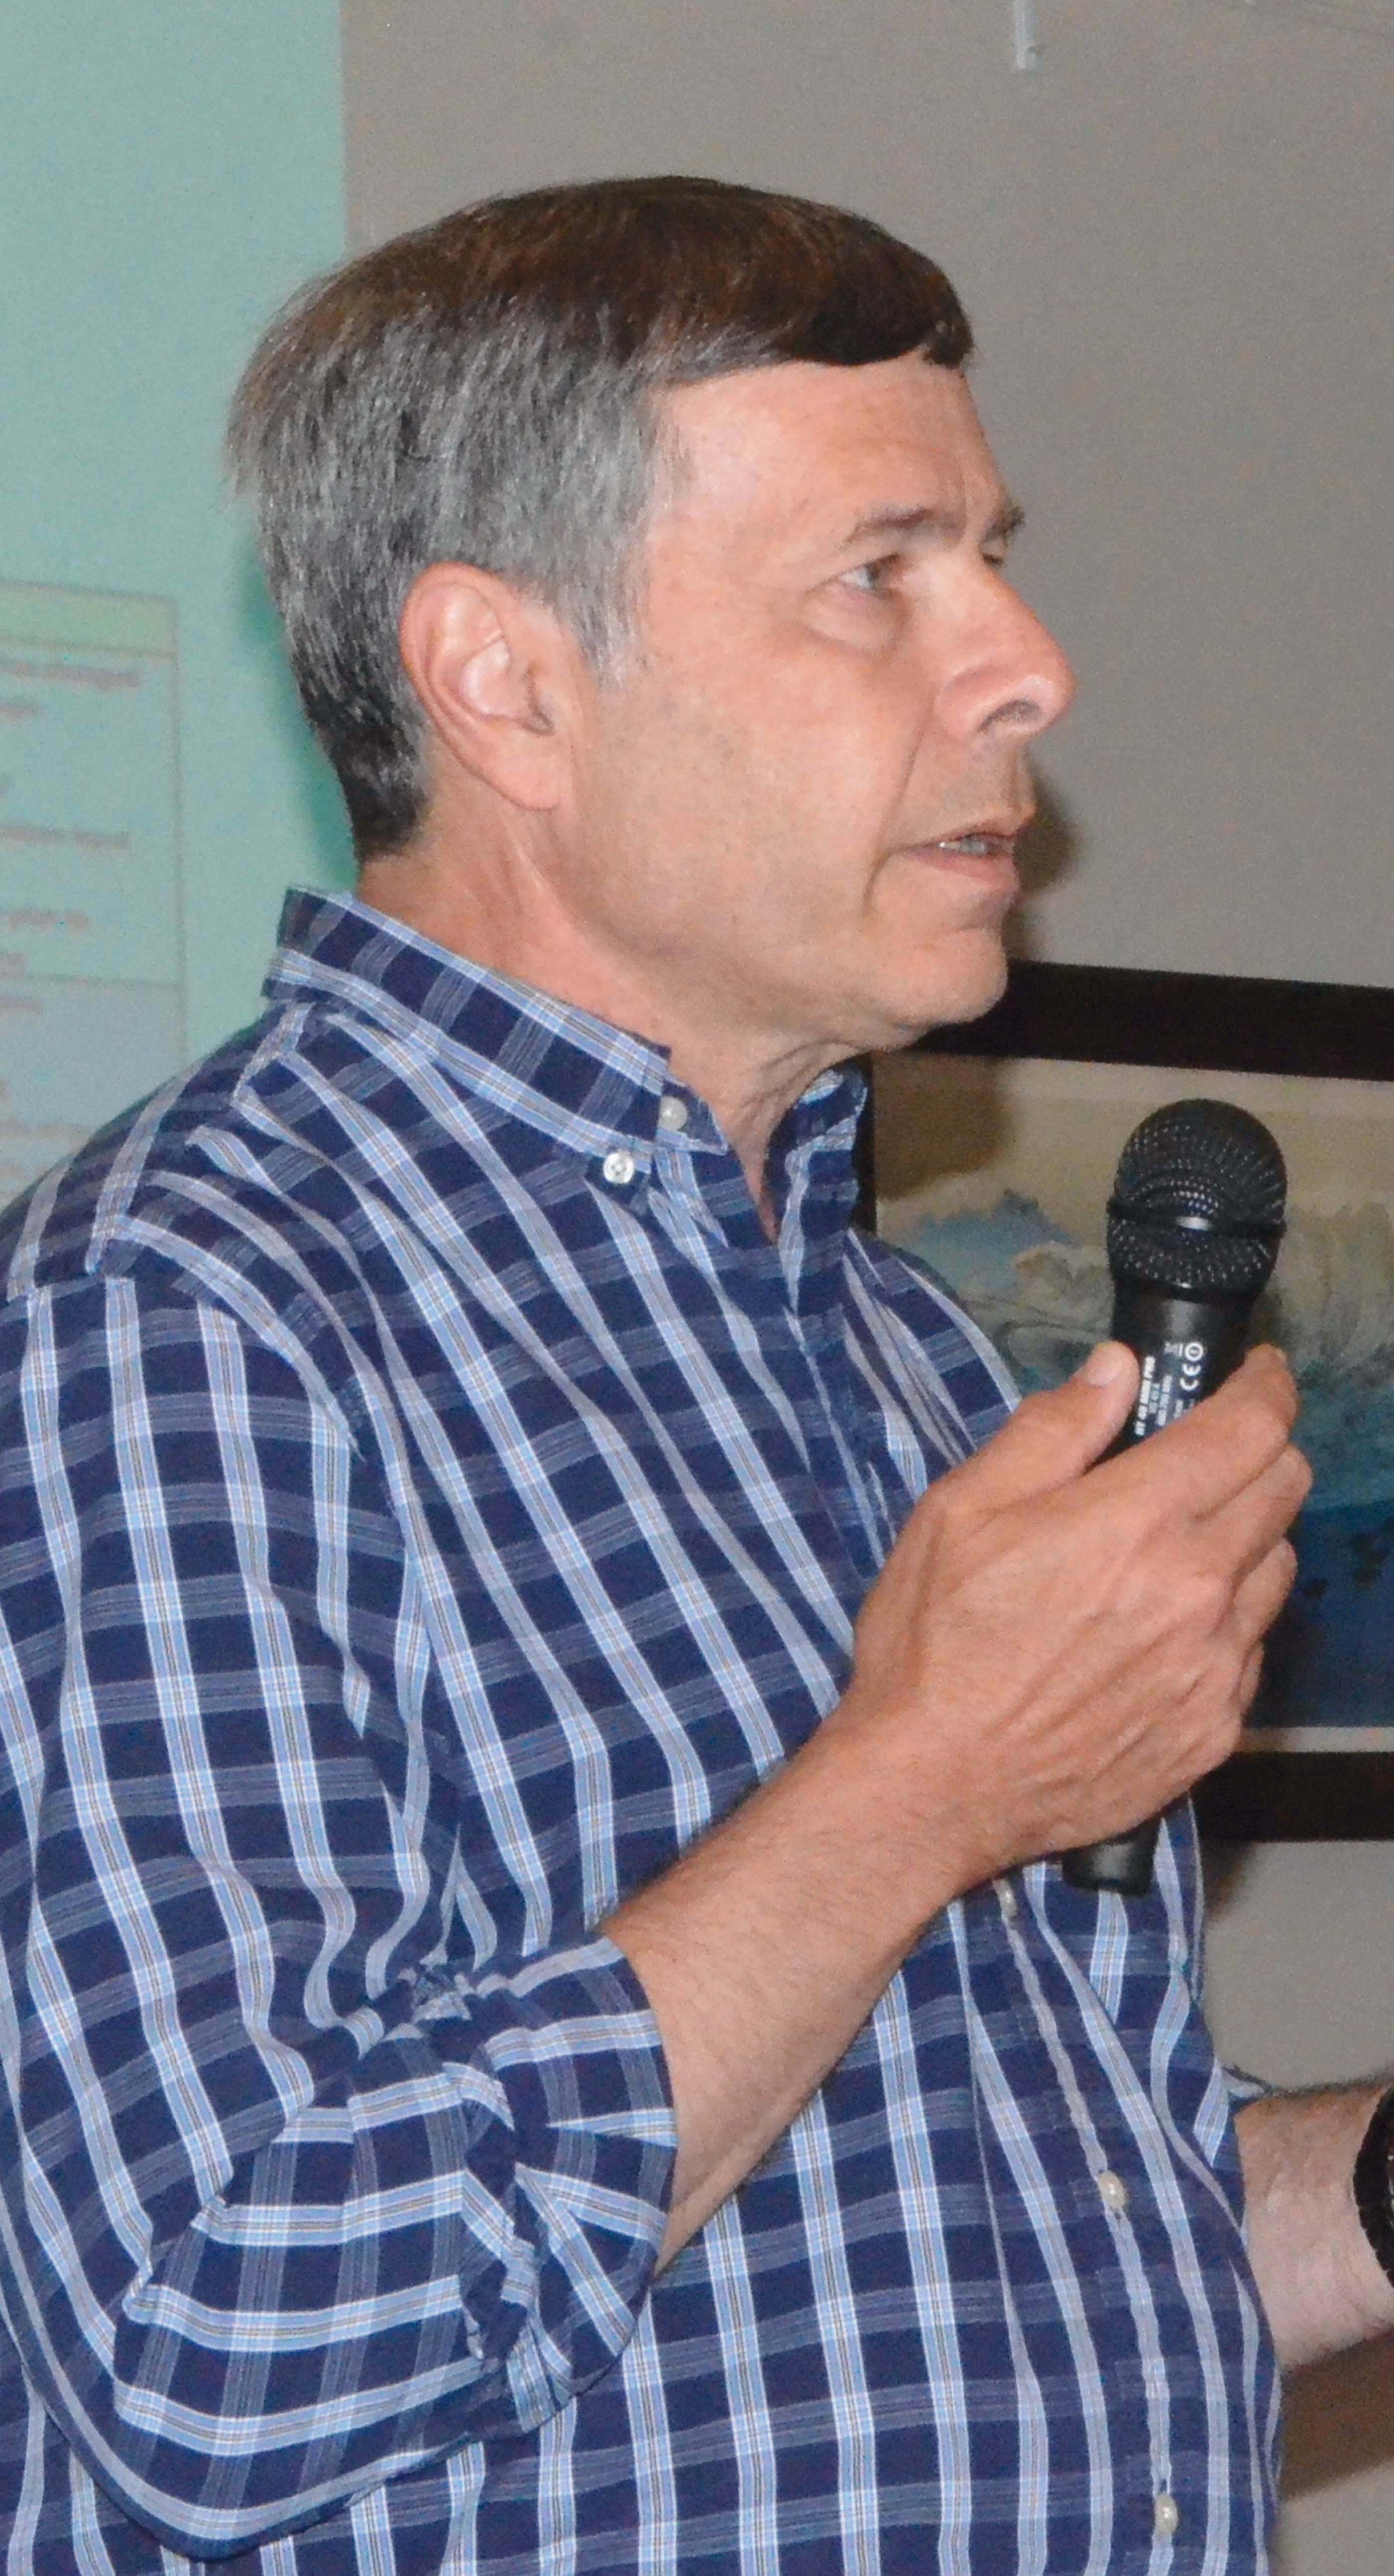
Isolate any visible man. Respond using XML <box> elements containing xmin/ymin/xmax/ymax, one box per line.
<box><xmin>0</xmin><ymin>175</ymin><xmax>1388</xmax><ymax>2575</ymax></box>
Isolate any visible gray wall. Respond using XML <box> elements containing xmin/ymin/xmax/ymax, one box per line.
<box><xmin>344</xmin><ymin>0</ymin><xmax>1394</xmax><ymax>986</ymax></box>
<box><xmin>341</xmin><ymin>2</ymin><xmax>1394</xmax><ymax>2562</ymax></box>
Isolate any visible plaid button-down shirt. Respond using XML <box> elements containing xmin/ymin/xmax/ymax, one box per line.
<box><xmin>0</xmin><ymin>891</ymin><xmax>1277</xmax><ymax>2574</ymax></box>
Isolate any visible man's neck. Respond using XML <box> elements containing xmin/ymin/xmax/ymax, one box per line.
<box><xmin>354</xmin><ymin>850</ymin><xmax>843</xmax><ymax>1235</ymax></box>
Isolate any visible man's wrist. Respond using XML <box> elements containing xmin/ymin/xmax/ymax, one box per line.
<box><xmin>1352</xmin><ymin>2084</ymin><xmax>1394</xmax><ymax>2290</ymax></box>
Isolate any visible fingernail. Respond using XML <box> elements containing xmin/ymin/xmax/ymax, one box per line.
<box><xmin>1079</xmin><ymin>1341</ymin><xmax>1128</xmax><ymax>1387</ymax></box>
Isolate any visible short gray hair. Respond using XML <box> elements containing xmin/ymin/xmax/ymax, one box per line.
<box><xmin>227</xmin><ymin>176</ymin><xmax>973</xmax><ymax>855</ymax></box>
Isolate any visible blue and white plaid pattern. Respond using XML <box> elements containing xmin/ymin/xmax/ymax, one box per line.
<box><xmin>0</xmin><ymin>890</ymin><xmax>1278</xmax><ymax>2574</ymax></box>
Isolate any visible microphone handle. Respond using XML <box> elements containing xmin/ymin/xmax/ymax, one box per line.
<box><xmin>1062</xmin><ymin>1288</ymin><xmax>1253</xmax><ymax>1899</ymax></box>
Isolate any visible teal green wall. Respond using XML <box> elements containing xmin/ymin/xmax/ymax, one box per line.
<box><xmin>0</xmin><ymin>1</ymin><xmax>348</xmax><ymax>1096</ymax></box>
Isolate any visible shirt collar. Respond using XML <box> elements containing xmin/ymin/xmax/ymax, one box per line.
<box><xmin>264</xmin><ymin>885</ymin><xmax>865</xmax><ymax>1181</ymax></box>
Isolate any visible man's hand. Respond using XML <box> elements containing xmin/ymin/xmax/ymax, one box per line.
<box><xmin>610</xmin><ymin>1341</ymin><xmax>1309</xmax><ymax>2258</ymax></box>
<box><xmin>835</xmin><ymin>1339</ymin><xmax>1310</xmax><ymax>1891</ymax></box>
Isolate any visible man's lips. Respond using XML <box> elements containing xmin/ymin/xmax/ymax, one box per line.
<box><xmin>893</xmin><ymin>818</ymin><xmax>1027</xmax><ymax>911</ymax></box>
<box><xmin>900</xmin><ymin>827</ymin><xmax>1026</xmax><ymax>883</ymax></box>
<box><xmin>924</xmin><ymin>813</ymin><xmax>1032</xmax><ymax>860</ymax></box>
<box><xmin>928</xmin><ymin>832</ymin><xmax>1020</xmax><ymax>859</ymax></box>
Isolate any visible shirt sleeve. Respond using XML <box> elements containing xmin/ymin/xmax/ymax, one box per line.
<box><xmin>0</xmin><ymin>1274</ymin><xmax>677</xmax><ymax>2561</ymax></box>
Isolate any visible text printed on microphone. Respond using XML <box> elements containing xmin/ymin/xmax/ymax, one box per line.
<box><xmin>1131</xmin><ymin>1341</ymin><xmax>1209</xmax><ymax>1438</ymax></box>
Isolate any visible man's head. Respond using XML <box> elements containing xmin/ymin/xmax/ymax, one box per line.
<box><xmin>229</xmin><ymin>175</ymin><xmax>974</xmax><ymax>859</ymax></box>
<box><xmin>232</xmin><ymin>178</ymin><xmax>1072</xmax><ymax>1133</ymax></box>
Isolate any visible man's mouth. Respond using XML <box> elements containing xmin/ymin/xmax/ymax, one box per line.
<box><xmin>930</xmin><ymin>832</ymin><xmax>1019</xmax><ymax>858</ymax></box>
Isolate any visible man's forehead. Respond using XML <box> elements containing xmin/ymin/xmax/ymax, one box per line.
<box><xmin>654</xmin><ymin>353</ymin><xmax>1008</xmax><ymax>553</ymax></box>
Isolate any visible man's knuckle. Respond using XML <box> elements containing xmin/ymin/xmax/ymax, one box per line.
<box><xmin>1177</xmin><ymin>1561</ymin><xmax>1231</xmax><ymax>1633</ymax></box>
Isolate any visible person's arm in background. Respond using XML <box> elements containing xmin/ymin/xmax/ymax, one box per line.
<box><xmin>1238</xmin><ymin>2086</ymin><xmax>1394</xmax><ymax>2366</ymax></box>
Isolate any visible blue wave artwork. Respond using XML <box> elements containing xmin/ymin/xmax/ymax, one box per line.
<box><xmin>901</xmin><ymin>1192</ymin><xmax>1394</xmax><ymax>1734</ymax></box>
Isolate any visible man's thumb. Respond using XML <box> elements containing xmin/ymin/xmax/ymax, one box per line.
<box><xmin>964</xmin><ymin>1341</ymin><xmax>1140</xmax><ymax>1507</ymax></box>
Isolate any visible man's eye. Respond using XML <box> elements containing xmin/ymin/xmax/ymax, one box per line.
<box><xmin>845</xmin><ymin>556</ymin><xmax>898</xmax><ymax>594</ymax></box>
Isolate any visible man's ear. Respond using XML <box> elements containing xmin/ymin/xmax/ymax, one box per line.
<box><xmin>397</xmin><ymin>562</ymin><xmax>585</xmax><ymax>813</ymax></box>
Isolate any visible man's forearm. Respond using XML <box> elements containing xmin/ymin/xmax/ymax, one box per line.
<box><xmin>1236</xmin><ymin>2084</ymin><xmax>1394</xmax><ymax>2369</ymax></box>
<box><xmin>609</xmin><ymin>1347</ymin><xmax>1303</xmax><ymax>2264</ymax></box>
<box><xmin>608</xmin><ymin>1705</ymin><xmax>971</xmax><ymax>2260</ymax></box>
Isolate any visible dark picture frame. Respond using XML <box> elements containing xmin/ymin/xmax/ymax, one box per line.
<box><xmin>859</xmin><ymin>961</ymin><xmax>1394</xmax><ymax>1841</ymax></box>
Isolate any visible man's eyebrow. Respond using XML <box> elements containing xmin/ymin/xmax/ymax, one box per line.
<box><xmin>988</xmin><ymin>499</ymin><xmax>1027</xmax><ymax>547</ymax></box>
<box><xmin>838</xmin><ymin>497</ymin><xmax>1026</xmax><ymax>550</ymax></box>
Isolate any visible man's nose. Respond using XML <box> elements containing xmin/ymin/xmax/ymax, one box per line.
<box><xmin>939</xmin><ymin>590</ymin><xmax>1076</xmax><ymax>745</ymax></box>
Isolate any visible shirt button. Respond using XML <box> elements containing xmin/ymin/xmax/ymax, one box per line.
<box><xmin>1153</xmin><ymin>2492</ymin><xmax>1179</xmax><ymax>2538</ymax></box>
<box><xmin>656</xmin><ymin>1094</ymin><xmax>689</xmax><ymax>1133</ymax></box>
<box><xmin>1096</xmin><ymin>2169</ymin><xmax>1130</xmax><ymax>2214</ymax></box>
<box><xmin>996</xmin><ymin>1880</ymin><xmax>1019</xmax><ymax>1922</ymax></box>
<box><xmin>601</xmin><ymin>1148</ymin><xmax>637</xmax><ymax>1187</ymax></box>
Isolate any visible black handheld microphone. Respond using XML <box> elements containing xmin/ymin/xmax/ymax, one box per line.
<box><xmin>1062</xmin><ymin>1098</ymin><xmax>1287</xmax><ymax>1899</ymax></box>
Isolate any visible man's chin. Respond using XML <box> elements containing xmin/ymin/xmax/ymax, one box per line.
<box><xmin>877</xmin><ymin>939</ymin><xmax>1010</xmax><ymax>1049</ymax></box>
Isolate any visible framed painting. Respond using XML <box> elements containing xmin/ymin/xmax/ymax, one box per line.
<box><xmin>863</xmin><ymin>961</ymin><xmax>1394</xmax><ymax>1839</ymax></box>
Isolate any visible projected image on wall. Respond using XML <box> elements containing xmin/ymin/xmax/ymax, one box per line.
<box><xmin>0</xmin><ymin>579</ymin><xmax>184</xmax><ymax>1203</ymax></box>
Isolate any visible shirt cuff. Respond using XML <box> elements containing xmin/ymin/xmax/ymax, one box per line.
<box><xmin>419</xmin><ymin>1932</ymin><xmax>678</xmax><ymax>2422</ymax></box>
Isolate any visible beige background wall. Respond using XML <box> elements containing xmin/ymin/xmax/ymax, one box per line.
<box><xmin>344</xmin><ymin>0</ymin><xmax>1394</xmax><ymax>987</ymax></box>
<box><xmin>341</xmin><ymin>2</ymin><xmax>1394</xmax><ymax>2563</ymax></box>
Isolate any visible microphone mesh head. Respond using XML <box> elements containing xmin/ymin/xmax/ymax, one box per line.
<box><xmin>1106</xmin><ymin>1098</ymin><xmax>1287</xmax><ymax>1299</ymax></box>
